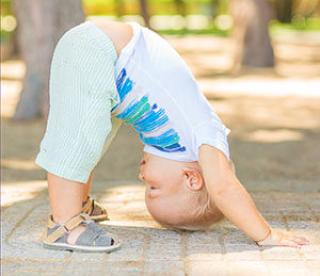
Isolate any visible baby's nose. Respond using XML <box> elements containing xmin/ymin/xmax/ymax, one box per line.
<box><xmin>140</xmin><ymin>159</ymin><xmax>146</xmax><ymax>166</ymax></box>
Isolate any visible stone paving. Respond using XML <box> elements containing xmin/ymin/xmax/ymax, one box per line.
<box><xmin>1</xmin><ymin>180</ymin><xmax>320</xmax><ymax>275</ymax></box>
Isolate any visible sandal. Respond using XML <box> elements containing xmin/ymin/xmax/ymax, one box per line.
<box><xmin>42</xmin><ymin>212</ymin><xmax>121</xmax><ymax>253</ymax></box>
<box><xmin>82</xmin><ymin>195</ymin><xmax>109</xmax><ymax>222</ymax></box>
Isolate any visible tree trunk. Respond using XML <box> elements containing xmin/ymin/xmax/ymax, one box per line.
<box><xmin>230</xmin><ymin>0</ymin><xmax>275</xmax><ymax>71</ymax></box>
<box><xmin>139</xmin><ymin>0</ymin><xmax>150</xmax><ymax>28</ymax></box>
<box><xmin>13</xmin><ymin>0</ymin><xmax>84</xmax><ymax>120</ymax></box>
<box><xmin>174</xmin><ymin>0</ymin><xmax>187</xmax><ymax>16</ymax></box>
<box><xmin>210</xmin><ymin>0</ymin><xmax>222</xmax><ymax>17</ymax></box>
<box><xmin>275</xmin><ymin>0</ymin><xmax>294</xmax><ymax>23</ymax></box>
<box><xmin>115</xmin><ymin>0</ymin><xmax>125</xmax><ymax>18</ymax></box>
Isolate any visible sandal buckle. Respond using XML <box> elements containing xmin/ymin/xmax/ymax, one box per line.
<box><xmin>63</xmin><ymin>225</ymin><xmax>70</xmax><ymax>233</ymax></box>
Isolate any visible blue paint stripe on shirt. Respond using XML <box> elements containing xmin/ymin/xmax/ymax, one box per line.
<box><xmin>153</xmin><ymin>144</ymin><xmax>186</xmax><ymax>152</ymax></box>
<box><xmin>116</xmin><ymin>96</ymin><xmax>148</xmax><ymax>120</ymax></box>
<box><xmin>114</xmin><ymin>68</ymin><xmax>186</xmax><ymax>153</ymax></box>
<box><xmin>139</xmin><ymin>128</ymin><xmax>180</xmax><ymax>147</ymax></box>
<box><xmin>134</xmin><ymin>109</ymin><xmax>168</xmax><ymax>132</ymax></box>
<box><xmin>116</xmin><ymin>68</ymin><xmax>133</xmax><ymax>102</ymax></box>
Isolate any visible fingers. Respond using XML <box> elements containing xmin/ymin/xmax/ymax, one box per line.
<box><xmin>278</xmin><ymin>234</ymin><xmax>310</xmax><ymax>247</ymax></box>
<box><xmin>280</xmin><ymin>238</ymin><xmax>302</xmax><ymax>248</ymax></box>
<box><xmin>291</xmin><ymin>236</ymin><xmax>310</xmax><ymax>245</ymax></box>
<box><xmin>256</xmin><ymin>230</ymin><xmax>310</xmax><ymax>248</ymax></box>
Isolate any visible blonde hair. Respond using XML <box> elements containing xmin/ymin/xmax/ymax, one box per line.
<box><xmin>168</xmin><ymin>189</ymin><xmax>224</xmax><ymax>231</ymax></box>
<box><xmin>161</xmin><ymin>159</ymin><xmax>236</xmax><ymax>231</ymax></box>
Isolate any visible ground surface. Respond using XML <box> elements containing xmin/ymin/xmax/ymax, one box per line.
<box><xmin>1</xmin><ymin>35</ymin><xmax>320</xmax><ymax>275</ymax></box>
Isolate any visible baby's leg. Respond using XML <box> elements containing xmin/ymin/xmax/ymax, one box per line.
<box><xmin>35</xmin><ymin>22</ymin><xmax>119</xmax><ymax>245</ymax></box>
<box><xmin>81</xmin><ymin>170</ymin><xmax>94</xmax><ymax>203</ymax></box>
<box><xmin>48</xmin><ymin>173</ymin><xmax>87</xmax><ymax>244</ymax></box>
<box><xmin>49</xmin><ymin>169</ymin><xmax>93</xmax><ymax>221</ymax></box>
<box><xmin>48</xmin><ymin>170</ymin><xmax>94</xmax><ymax>244</ymax></box>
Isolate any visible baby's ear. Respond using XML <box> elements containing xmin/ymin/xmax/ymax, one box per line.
<box><xmin>182</xmin><ymin>167</ymin><xmax>204</xmax><ymax>191</ymax></box>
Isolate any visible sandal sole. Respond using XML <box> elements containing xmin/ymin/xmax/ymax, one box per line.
<box><xmin>43</xmin><ymin>240</ymin><xmax>121</xmax><ymax>253</ymax></box>
<box><xmin>89</xmin><ymin>214</ymin><xmax>109</xmax><ymax>222</ymax></box>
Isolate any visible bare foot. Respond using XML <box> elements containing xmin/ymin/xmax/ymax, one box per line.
<box><xmin>53</xmin><ymin>215</ymin><xmax>87</xmax><ymax>245</ymax></box>
<box><xmin>66</xmin><ymin>225</ymin><xmax>87</xmax><ymax>245</ymax></box>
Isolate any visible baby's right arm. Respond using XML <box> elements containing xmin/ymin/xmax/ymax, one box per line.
<box><xmin>198</xmin><ymin>144</ymin><xmax>309</xmax><ymax>248</ymax></box>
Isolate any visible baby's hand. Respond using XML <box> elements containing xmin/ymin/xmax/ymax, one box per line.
<box><xmin>256</xmin><ymin>228</ymin><xmax>310</xmax><ymax>248</ymax></box>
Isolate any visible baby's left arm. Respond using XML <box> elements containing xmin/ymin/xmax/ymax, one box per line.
<box><xmin>198</xmin><ymin>144</ymin><xmax>310</xmax><ymax>247</ymax></box>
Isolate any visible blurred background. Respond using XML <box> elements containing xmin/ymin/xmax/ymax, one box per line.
<box><xmin>1</xmin><ymin>1</ymin><xmax>320</xmax><ymax>205</ymax></box>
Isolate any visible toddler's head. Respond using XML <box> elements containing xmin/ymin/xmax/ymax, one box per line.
<box><xmin>139</xmin><ymin>152</ymin><xmax>224</xmax><ymax>230</ymax></box>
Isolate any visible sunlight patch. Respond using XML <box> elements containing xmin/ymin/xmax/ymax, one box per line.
<box><xmin>244</xmin><ymin>129</ymin><xmax>304</xmax><ymax>143</ymax></box>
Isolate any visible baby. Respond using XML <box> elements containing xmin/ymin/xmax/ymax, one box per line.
<box><xmin>35</xmin><ymin>19</ymin><xmax>309</xmax><ymax>252</ymax></box>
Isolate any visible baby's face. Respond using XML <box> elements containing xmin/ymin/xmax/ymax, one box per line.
<box><xmin>139</xmin><ymin>152</ymin><xmax>202</xmax><ymax>226</ymax></box>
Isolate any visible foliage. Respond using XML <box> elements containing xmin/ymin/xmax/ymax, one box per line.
<box><xmin>82</xmin><ymin>0</ymin><xmax>230</xmax><ymax>16</ymax></box>
<box><xmin>269</xmin><ymin>0</ymin><xmax>320</xmax><ymax>23</ymax></box>
<box><xmin>158</xmin><ymin>26</ymin><xmax>229</xmax><ymax>36</ymax></box>
<box><xmin>270</xmin><ymin>17</ymin><xmax>320</xmax><ymax>35</ymax></box>
<box><xmin>0</xmin><ymin>30</ymin><xmax>11</xmax><ymax>42</ymax></box>
<box><xmin>0</xmin><ymin>0</ymin><xmax>319</xmax><ymax>42</ymax></box>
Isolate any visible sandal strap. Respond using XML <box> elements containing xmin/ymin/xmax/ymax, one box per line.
<box><xmin>82</xmin><ymin>197</ymin><xmax>94</xmax><ymax>214</ymax></box>
<box><xmin>82</xmin><ymin>196</ymin><xmax>106</xmax><ymax>216</ymax></box>
<box><xmin>76</xmin><ymin>223</ymin><xmax>108</xmax><ymax>246</ymax></box>
<box><xmin>45</xmin><ymin>213</ymin><xmax>89</xmax><ymax>243</ymax></box>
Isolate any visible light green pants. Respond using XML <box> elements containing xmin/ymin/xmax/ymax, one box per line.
<box><xmin>35</xmin><ymin>21</ymin><xmax>122</xmax><ymax>183</ymax></box>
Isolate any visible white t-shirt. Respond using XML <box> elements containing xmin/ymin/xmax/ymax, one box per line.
<box><xmin>111</xmin><ymin>22</ymin><xmax>230</xmax><ymax>162</ymax></box>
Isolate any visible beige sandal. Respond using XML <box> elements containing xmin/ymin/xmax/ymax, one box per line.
<box><xmin>82</xmin><ymin>196</ymin><xmax>109</xmax><ymax>222</ymax></box>
<box><xmin>42</xmin><ymin>212</ymin><xmax>121</xmax><ymax>253</ymax></box>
